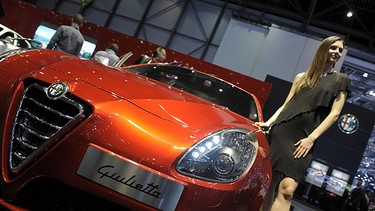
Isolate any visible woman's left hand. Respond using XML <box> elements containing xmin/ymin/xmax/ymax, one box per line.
<box><xmin>293</xmin><ymin>137</ymin><xmax>314</xmax><ymax>158</ymax></box>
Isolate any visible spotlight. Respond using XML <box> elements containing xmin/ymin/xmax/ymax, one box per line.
<box><xmin>347</xmin><ymin>11</ymin><xmax>353</xmax><ymax>18</ymax></box>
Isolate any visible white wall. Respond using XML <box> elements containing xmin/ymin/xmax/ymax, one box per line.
<box><xmin>212</xmin><ymin>20</ymin><xmax>268</xmax><ymax>77</ymax></box>
<box><xmin>214</xmin><ymin>19</ymin><xmax>347</xmax><ymax>82</ymax></box>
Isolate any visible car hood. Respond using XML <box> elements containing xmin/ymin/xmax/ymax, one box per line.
<box><xmin>44</xmin><ymin>59</ymin><xmax>249</xmax><ymax>131</ymax></box>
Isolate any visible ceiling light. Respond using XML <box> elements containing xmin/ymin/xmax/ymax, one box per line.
<box><xmin>368</xmin><ymin>90</ymin><xmax>375</xmax><ymax>97</ymax></box>
<box><xmin>347</xmin><ymin>11</ymin><xmax>353</xmax><ymax>18</ymax></box>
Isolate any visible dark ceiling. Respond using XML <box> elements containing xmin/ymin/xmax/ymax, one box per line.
<box><xmin>230</xmin><ymin>0</ymin><xmax>375</xmax><ymax>54</ymax></box>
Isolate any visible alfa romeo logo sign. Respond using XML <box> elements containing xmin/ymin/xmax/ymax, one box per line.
<box><xmin>46</xmin><ymin>81</ymin><xmax>69</xmax><ymax>100</ymax></box>
<box><xmin>338</xmin><ymin>114</ymin><xmax>359</xmax><ymax>134</ymax></box>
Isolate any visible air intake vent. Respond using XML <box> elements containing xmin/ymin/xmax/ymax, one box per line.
<box><xmin>10</xmin><ymin>83</ymin><xmax>86</xmax><ymax>172</ymax></box>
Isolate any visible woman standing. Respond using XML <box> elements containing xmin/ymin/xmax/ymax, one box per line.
<box><xmin>256</xmin><ymin>36</ymin><xmax>351</xmax><ymax>211</ymax></box>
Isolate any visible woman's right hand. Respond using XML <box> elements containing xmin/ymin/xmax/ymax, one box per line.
<box><xmin>253</xmin><ymin>122</ymin><xmax>271</xmax><ymax>134</ymax></box>
<box><xmin>253</xmin><ymin>121</ymin><xmax>270</xmax><ymax>128</ymax></box>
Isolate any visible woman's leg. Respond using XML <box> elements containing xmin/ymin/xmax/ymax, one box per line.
<box><xmin>259</xmin><ymin>171</ymin><xmax>281</xmax><ymax>211</ymax></box>
<box><xmin>270</xmin><ymin>177</ymin><xmax>299</xmax><ymax>211</ymax></box>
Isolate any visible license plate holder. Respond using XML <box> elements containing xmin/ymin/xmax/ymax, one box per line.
<box><xmin>77</xmin><ymin>146</ymin><xmax>184</xmax><ymax>210</ymax></box>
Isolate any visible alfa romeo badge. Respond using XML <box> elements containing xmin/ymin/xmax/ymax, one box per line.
<box><xmin>338</xmin><ymin>114</ymin><xmax>359</xmax><ymax>134</ymax></box>
<box><xmin>46</xmin><ymin>81</ymin><xmax>69</xmax><ymax>100</ymax></box>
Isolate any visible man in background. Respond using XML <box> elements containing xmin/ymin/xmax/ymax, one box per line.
<box><xmin>347</xmin><ymin>179</ymin><xmax>366</xmax><ymax>211</ymax></box>
<box><xmin>133</xmin><ymin>47</ymin><xmax>167</xmax><ymax>64</ymax></box>
<box><xmin>47</xmin><ymin>14</ymin><xmax>84</xmax><ymax>56</ymax></box>
<box><xmin>360</xmin><ymin>189</ymin><xmax>372</xmax><ymax>211</ymax></box>
<box><xmin>92</xmin><ymin>43</ymin><xmax>119</xmax><ymax>67</ymax></box>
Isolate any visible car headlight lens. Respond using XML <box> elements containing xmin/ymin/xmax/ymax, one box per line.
<box><xmin>176</xmin><ymin>129</ymin><xmax>258</xmax><ymax>182</ymax></box>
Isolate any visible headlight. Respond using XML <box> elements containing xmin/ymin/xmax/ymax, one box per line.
<box><xmin>176</xmin><ymin>128</ymin><xmax>258</xmax><ymax>183</ymax></box>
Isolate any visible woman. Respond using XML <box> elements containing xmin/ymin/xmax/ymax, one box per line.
<box><xmin>256</xmin><ymin>36</ymin><xmax>351</xmax><ymax>211</ymax></box>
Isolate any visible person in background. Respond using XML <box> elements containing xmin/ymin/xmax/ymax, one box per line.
<box><xmin>92</xmin><ymin>43</ymin><xmax>120</xmax><ymax>67</ymax></box>
<box><xmin>360</xmin><ymin>189</ymin><xmax>372</xmax><ymax>211</ymax></box>
<box><xmin>255</xmin><ymin>36</ymin><xmax>351</xmax><ymax>211</ymax></box>
<box><xmin>133</xmin><ymin>47</ymin><xmax>167</xmax><ymax>64</ymax></box>
<box><xmin>347</xmin><ymin>179</ymin><xmax>370</xmax><ymax>211</ymax></box>
<box><xmin>348</xmin><ymin>179</ymin><xmax>365</xmax><ymax>210</ymax></box>
<box><xmin>47</xmin><ymin>13</ymin><xmax>84</xmax><ymax>56</ymax></box>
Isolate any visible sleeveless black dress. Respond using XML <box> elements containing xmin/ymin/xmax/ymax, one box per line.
<box><xmin>268</xmin><ymin>71</ymin><xmax>351</xmax><ymax>182</ymax></box>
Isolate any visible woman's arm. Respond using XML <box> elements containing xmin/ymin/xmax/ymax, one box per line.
<box><xmin>309</xmin><ymin>91</ymin><xmax>347</xmax><ymax>141</ymax></box>
<box><xmin>255</xmin><ymin>73</ymin><xmax>303</xmax><ymax>128</ymax></box>
<box><xmin>293</xmin><ymin>90</ymin><xmax>347</xmax><ymax>158</ymax></box>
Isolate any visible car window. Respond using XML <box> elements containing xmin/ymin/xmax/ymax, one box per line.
<box><xmin>0</xmin><ymin>31</ymin><xmax>15</xmax><ymax>39</ymax></box>
<box><xmin>0</xmin><ymin>32</ymin><xmax>16</xmax><ymax>43</ymax></box>
<box><xmin>125</xmin><ymin>65</ymin><xmax>259</xmax><ymax>121</ymax></box>
<box><xmin>15</xmin><ymin>39</ymin><xmax>30</xmax><ymax>48</ymax></box>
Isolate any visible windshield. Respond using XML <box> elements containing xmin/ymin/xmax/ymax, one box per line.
<box><xmin>125</xmin><ymin>65</ymin><xmax>259</xmax><ymax>122</ymax></box>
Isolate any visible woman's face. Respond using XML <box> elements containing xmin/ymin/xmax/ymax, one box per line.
<box><xmin>327</xmin><ymin>40</ymin><xmax>344</xmax><ymax>63</ymax></box>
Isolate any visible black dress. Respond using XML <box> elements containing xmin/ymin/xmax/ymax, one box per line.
<box><xmin>268</xmin><ymin>71</ymin><xmax>351</xmax><ymax>182</ymax></box>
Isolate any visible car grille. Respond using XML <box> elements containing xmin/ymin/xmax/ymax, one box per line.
<box><xmin>14</xmin><ymin>178</ymin><xmax>129</xmax><ymax>211</ymax></box>
<box><xmin>9</xmin><ymin>82</ymin><xmax>87</xmax><ymax>172</ymax></box>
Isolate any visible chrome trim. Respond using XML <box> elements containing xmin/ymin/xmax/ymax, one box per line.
<box><xmin>9</xmin><ymin>83</ymin><xmax>85</xmax><ymax>172</ymax></box>
<box><xmin>46</xmin><ymin>81</ymin><xmax>69</xmax><ymax>100</ymax></box>
<box><xmin>78</xmin><ymin>146</ymin><xmax>184</xmax><ymax>210</ymax></box>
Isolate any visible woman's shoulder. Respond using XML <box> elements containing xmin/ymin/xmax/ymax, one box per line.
<box><xmin>331</xmin><ymin>71</ymin><xmax>351</xmax><ymax>95</ymax></box>
<box><xmin>332</xmin><ymin>70</ymin><xmax>351</xmax><ymax>81</ymax></box>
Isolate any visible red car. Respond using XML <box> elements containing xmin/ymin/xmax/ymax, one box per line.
<box><xmin>0</xmin><ymin>49</ymin><xmax>271</xmax><ymax>210</ymax></box>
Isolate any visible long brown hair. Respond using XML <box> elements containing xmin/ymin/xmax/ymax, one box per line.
<box><xmin>295</xmin><ymin>36</ymin><xmax>345</xmax><ymax>93</ymax></box>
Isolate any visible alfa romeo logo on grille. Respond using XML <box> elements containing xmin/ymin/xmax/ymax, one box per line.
<box><xmin>46</xmin><ymin>81</ymin><xmax>69</xmax><ymax>100</ymax></box>
<box><xmin>338</xmin><ymin>114</ymin><xmax>359</xmax><ymax>134</ymax></box>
